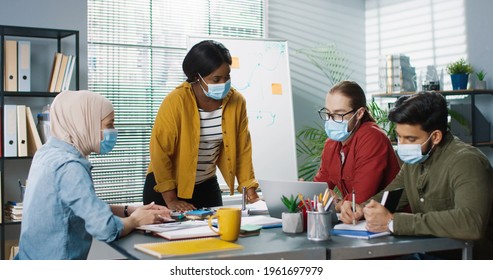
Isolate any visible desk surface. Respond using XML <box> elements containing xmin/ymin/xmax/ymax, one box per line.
<box><xmin>109</xmin><ymin>227</ymin><xmax>472</xmax><ymax>260</ymax></box>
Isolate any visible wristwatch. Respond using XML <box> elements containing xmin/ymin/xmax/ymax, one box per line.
<box><xmin>124</xmin><ymin>205</ymin><xmax>129</xmax><ymax>217</ymax></box>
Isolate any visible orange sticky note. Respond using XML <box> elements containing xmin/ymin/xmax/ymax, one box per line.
<box><xmin>271</xmin><ymin>83</ymin><xmax>282</xmax><ymax>95</ymax></box>
<box><xmin>231</xmin><ymin>57</ymin><xmax>240</xmax><ymax>68</ymax></box>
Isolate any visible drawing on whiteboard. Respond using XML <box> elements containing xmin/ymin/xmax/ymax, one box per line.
<box><xmin>251</xmin><ymin>109</ymin><xmax>276</xmax><ymax>127</ymax></box>
<box><xmin>230</xmin><ymin>41</ymin><xmax>287</xmax><ymax>129</ymax></box>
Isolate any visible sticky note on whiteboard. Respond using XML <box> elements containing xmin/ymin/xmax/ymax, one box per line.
<box><xmin>231</xmin><ymin>57</ymin><xmax>240</xmax><ymax>68</ymax></box>
<box><xmin>271</xmin><ymin>83</ymin><xmax>283</xmax><ymax>95</ymax></box>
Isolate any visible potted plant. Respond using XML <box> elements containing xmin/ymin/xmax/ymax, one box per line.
<box><xmin>280</xmin><ymin>194</ymin><xmax>303</xmax><ymax>233</ymax></box>
<box><xmin>475</xmin><ymin>70</ymin><xmax>487</xmax><ymax>90</ymax></box>
<box><xmin>446</xmin><ymin>58</ymin><xmax>473</xmax><ymax>90</ymax></box>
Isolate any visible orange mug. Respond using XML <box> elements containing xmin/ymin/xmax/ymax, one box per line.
<box><xmin>208</xmin><ymin>208</ymin><xmax>241</xmax><ymax>241</ymax></box>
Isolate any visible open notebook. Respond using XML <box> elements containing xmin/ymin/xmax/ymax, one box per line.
<box><xmin>330</xmin><ymin>220</ymin><xmax>391</xmax><ymax>239</ymax></box>
<box><xmin>134</xmin><ymin>237</ymin><xmax>244</xmax><ymax>259</ymax></box>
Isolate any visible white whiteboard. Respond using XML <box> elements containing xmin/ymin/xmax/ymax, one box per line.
<box><xmin>188</xmin><ymin>37</ymin><xmax>298</xmax><ymax>185</ymax></box>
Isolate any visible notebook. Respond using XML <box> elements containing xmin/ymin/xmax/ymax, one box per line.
<box><xmin>155</xmin><ymin>225</ymin><xmax>219</xmax><ymax>240</ymax></box>
<box><xmin>258</xmin><ymin>179</ymin><xmax>328</xmax><ymax>218</ymax></box>
<box><xmin>330</xmin><ymin>220</ymin><xmax>391</xmax><ymax>239</ymax></box>
<box><xmin>210</xmin><ymin>215</ymin><xmax>282</xmax><ymax>229</ymax></box>
<box><xmin>134</xmin><ymin>238</ymin><xmax>244</xmax><ymax>259</ymax></box>
<box><xmin>380</xmin><ymin>188</ymin><xmax>404</xmax><ymax>213</ymax></box>
<box><xmin>137</xmin><ymin>220</ymin><xmax>209</xmax><ymax>233</ymax></box>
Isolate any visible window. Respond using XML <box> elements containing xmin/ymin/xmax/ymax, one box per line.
<box><xmin>365</xmin><ymin>0</ymin><xmax>468</xmax><ymax>94</ymax></box>
<box><xmin>88</xmin><ymin>0</ymin><xmax>265</xmax><ymax>204</ymax></box>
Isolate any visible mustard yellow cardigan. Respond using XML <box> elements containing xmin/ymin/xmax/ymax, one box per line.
<box><xmin>148</xmin><ymin>81</ymin><xmax>258</xmax><ymax>199</ymax></box>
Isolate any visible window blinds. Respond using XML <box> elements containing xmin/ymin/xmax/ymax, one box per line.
<box><xmin>87</xmin><ymin>0</ymin><xmax>265</xmax><ymax>204</ymax></box>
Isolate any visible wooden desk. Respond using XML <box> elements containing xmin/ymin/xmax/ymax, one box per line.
<box><xmin>109</xmin><ymin>227</ymin><xmax>472</xmax><ymax>260</ymax></box>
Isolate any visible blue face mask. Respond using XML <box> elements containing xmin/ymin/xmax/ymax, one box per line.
<box><xmin>100</xmin><ymin>128</ymin><xmax>118</xmax><ymax>154</ymax></box>
<box><xmin>397</xmin><ymin>133</ymin><xmax>434</xmax><ymax>164</ymax></box>
<box><xmin>324</xmin><ymin>112</ymin><xmax>358</xmax><ymax>142</ymax></box>
<box><xmin>198</xmin><ymin>74</ymin><xmax>231</xmax><ymax>100</ymax></box>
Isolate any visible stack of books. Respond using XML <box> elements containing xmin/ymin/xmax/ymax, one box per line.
<box><xmin>48</xmin><ymin>52</ymin><xmax>76</xmax><ymax>92</ymax></box>
<box><xmin>4</xmin><ymin>201</ymin><xmax>23</xmax><ymax>222</ymax></box>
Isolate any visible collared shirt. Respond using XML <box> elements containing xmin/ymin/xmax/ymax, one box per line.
<box><xmin>314</xmin><ymin>121</ymin><xmax>401</xmax><ymax>203</ymax></box>
<box><xmin>148</xmin><ymin>81</ymin><xmax>258</xmax><ymax>199</ymax></box>
<box><xmin>16</xmin><ymin>137</ymin><xmax>123</xmax><ymax>260</ymax></box>
<box><xmin>371</xmin><ymin>132</ymin><xmax>493</xmax><ymax>259</ymax></box>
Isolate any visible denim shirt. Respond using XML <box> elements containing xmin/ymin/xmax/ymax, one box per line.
<box><xmin>15</xmin><ymin>137</ymin><xmax>124</xmax><ymax>259</ymax></box>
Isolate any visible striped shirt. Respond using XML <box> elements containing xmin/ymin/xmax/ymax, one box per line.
<box><xmin>195</xmin><ymin>106</ymin><xmax>223</xmax><ymax>184</ymax></box>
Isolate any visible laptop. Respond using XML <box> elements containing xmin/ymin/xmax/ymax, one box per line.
<box><xmin>258</xmin><ymin>179</ymin><xmax>328</xmax><ymax>219</ymax></box>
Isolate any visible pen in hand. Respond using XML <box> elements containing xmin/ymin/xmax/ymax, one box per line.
<box><xmin>352</xmin><ymin>190</ymin><xmax>356</xmax><ymax>225</ymax></box>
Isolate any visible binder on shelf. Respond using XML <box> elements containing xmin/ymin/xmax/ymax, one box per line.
<box><xmin>25</xmin><ymin>106</ymin><xmax>42</xmax><ymax>156</ymax></box>
<box><xmin>48</xmin><ymin>52</ymin><xmax>63</xmax><ymax>92</ymax></box>
<box><xmin>54</xmin><ymin>54</ymin><xmax>69</xmax><ymax>92</ymax></box>
<box><xmin>17</xmin><ymin>41</ymin><xmax>31</xmax><ymax>92</ymax></box>
<box><xmin>16</xmin><ymin>105</ymin><xmax>28</xmax><ymax>157</ymax></box>
<box><xmin>3</xmin><ymin>104</ymin><xmax>18</xmax><ymax>157</ymax></box>
<box><xmin>62</xmin><ymin>55</ymin><xmax>76</xmax><ymax>91</ymax></box>
<box><xmin>4</xmin><ymin>40</ymin><xmax>18</xmax><ymax>91</ymax></box>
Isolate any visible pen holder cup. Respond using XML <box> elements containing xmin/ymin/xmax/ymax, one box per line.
<box><xmin>307</xmin><ymin>211</ymin><xmax>331</xmax><ymax>241</ymax></box>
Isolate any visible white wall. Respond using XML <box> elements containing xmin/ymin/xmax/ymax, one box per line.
<box><xmin>465</xmin><ymin>0</ymin><xmax>493</xmax><ymax>161</ymax></box>
<box><xmin>268</xmin><ymin>0</ymin><xmax>366</xmax><ymax>169</ymax></box>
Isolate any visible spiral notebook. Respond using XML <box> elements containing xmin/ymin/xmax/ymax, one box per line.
<box><xmin>134</xmin><ymin>238</ymin><xmax>244</xmax><ymax>259</ymax></box>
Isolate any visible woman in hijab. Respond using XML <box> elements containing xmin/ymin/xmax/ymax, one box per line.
<box><xmin>15</xmin><ymin>90</ymin><xmax>170</xmax><ymax>260</ymax></box>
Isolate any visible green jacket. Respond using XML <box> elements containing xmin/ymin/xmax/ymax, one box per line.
<box><xmin>371</xmin><ymin>132</ymin><xmax>493</xmax><ymax>259</ymax></box>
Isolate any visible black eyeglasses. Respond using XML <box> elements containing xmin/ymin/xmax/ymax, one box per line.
<box><xmin>318</xmin><ymin>108</ymin><xmax>355</xmax><ymax>123</ymax></box>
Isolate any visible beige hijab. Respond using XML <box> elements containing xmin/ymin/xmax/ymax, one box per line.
<box><xmin>50</xmin><ymin>90</ymin><xmax>114</xmax><ymax>156</ymax></box>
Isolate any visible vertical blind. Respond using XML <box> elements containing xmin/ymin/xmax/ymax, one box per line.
<box><xmin>87</xmin><ymin>0</ymin><xmax>265</xmax><ymax>204</ymax></box>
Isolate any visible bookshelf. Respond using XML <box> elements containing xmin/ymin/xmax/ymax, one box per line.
<box><xmin>0</xmin><ymin>25</ymin><xmax>79</xmax><ymax>259</ymax></box>
<box><xmin>372</xmin><ymin>90</ymin><xmax>493</xmax><ymax>147</ymax></box>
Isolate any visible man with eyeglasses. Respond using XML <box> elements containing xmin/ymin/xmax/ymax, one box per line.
<box><xmin>313</xmin><ymin>81</ymin><xmax>400</xmax><ymax>211</ymax></box>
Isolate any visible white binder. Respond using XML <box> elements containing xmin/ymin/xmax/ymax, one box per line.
<box><xmin>18</xmin><ymin>41</ymin><xmax>31</xmax><ymax>92</ymax></box>
<box><xmin>16</xmin><ymin>105</ymin><xmax>28</xmax><ymax>157</ymax></box>
<box><xmin>62</xmin><ymin>55</ymin><xmax>75</xmax><ymax>91</ymax></box>
<box><xmin>4</xmin><ymin>40</ymin><xmax>17</xmax><ymax>91</ymax></box>
<box><xmin>3</xmin><ymin>104</ymin><xmax>18</xmax><ymax>157</ymax></box>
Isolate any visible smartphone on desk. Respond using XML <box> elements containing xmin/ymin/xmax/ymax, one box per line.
<box><xmin>184</xmin><ymin>209</ymin><xmax>214</xmax><ymax>220</ymax></box>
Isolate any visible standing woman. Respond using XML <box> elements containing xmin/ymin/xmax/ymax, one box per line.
<box><xmin>314</xmin><ymin>81</ymin><xmax>400</xmax><ymax>210</ymax></box>
<box><xmin>143</xmin><ymin>40</ymin><xmax>259</xmax><ymax>211</ymax></box>
<box><xmin>16</xmin><ymin>90</ymin><xmax>170</xmax><ymax>260</ymax></box>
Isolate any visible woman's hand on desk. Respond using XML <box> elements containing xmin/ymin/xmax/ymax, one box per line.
<box><xmin>246</xmin><ymin>187</ymin><xmax>260</xmax><ymax>203</ymax></box>
<box><xmin>167</xmin><ymin>199</ymin><xmax>196</xmax><ymax>212</ymax></box>
<box><xmin>120</xmin><ymin>202</ymin><xmax>172</xmax><ymax>237</ymax></box>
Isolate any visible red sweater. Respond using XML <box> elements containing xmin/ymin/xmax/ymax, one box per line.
<box><xmin>314</xmin><ymin>121</ymin><xmax>400</xmax><ymax>203</ymax></box>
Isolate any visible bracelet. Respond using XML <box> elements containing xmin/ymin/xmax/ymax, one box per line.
<box><xmin>124</xmin><ymin>205</ymin><xmax>129</xmax><ymax>217</ymax></box>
